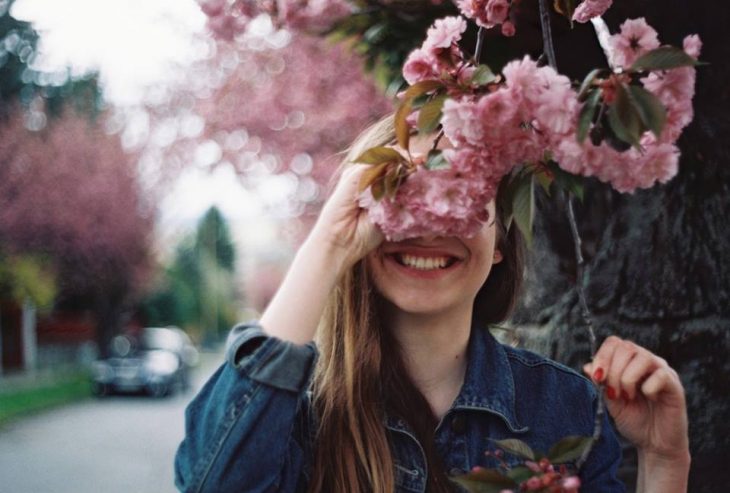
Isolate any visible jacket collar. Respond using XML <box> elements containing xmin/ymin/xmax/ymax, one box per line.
<box><xmin>451</xmin><ymin>326</ymin><xmax>528</xmax><ymax>433</ymax></box>
<box><xmin>385</xmin><ymin>327</ymin><xmax>528</xmax><ymax>434</ymax></box>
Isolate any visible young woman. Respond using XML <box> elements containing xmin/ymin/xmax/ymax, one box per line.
<box><xmin>175</xmin><ymin>120</ymin><xmax>691</xmax><ymax>493</ymax></box>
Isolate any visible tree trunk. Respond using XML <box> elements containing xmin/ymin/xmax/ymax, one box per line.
<box><xmin>514</xmin><ymin>1</ymin><xmax>730</xmax><ymax>491</ymax></box>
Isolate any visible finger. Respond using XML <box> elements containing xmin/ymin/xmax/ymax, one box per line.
<box><xmin>606</xmin><ymin>340</ymin><xmax>640</xmax><ymax>400</ymax></box>
<box><xmin>640</xmin><ymin>367</ymin><xmax>685</xmax><ymax>405</ymax></box>
<box><xmin>619</xmin><ymin>351</ymin><xmax>661</xmax><ymax>401</ymax></box>
<box><xmin>589</xmin><ymin>335</ymin><xmax>622</xmax><ymax>384</ymax></box>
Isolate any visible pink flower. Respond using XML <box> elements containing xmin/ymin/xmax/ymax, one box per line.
<box><xmin>502</xmin><ymin>56</ymin><xmax>540</xmax><ymax>95</ymax></box>
<box><xmin>683</xmin><ymin>34</ymin><xmax>702</xmax><ymax>59</ymax></box>
<box><xmin>572</xmin><ymin>0</ymin><xmax>613</xmax><ymax>23</ymax></box>
<box><xmin>476</xmin><ymin>89</ymin><xmax>520</xmax><ymax>140</ymax></box>
<box><xmin>456</xmin><ymin>0</ymin><xmax>512</xmax><ymax>29</ymax></box>
<box><xmin>501</xmin><ymin>20</ymin><xmax>516</xmax><ymax>37</ymax></box>
<box><xmin>609</xmin><ymin>17</ymin><xmax>660</xmax><ymax>68</ymax></box>
<box><xmin>359</xmin><ymin>161</ymin><xmax>496</xmax><ymax>240</ymax></box>
<box><xmin>561</xmin><ymin>475</ymin><xmax>581</xmax><ymax>492</ymax></box>
<box><xmin>486</xmin><ymin>0</ymin><xmax>510</xmax><ymax>25</ymax></box>
<box><xmin>424</xmin><ymin>16</ymin><xmax>467</xmax><ymax>50</ymax></box>
<box><xmin>402</xmin><ymin>48</ymin><xmax>440</xmax><ymax>85</ymax></box>
<box><xmin>441</xmin><ymin>97</ymin><xmax>485</xmax><ymax>146</ymax></box>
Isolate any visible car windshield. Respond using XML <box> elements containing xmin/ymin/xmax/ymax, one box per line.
<box><xmin>141</xmin><ymin>328</ymin><xmax>180</xmax><ymax>352</ymax></box>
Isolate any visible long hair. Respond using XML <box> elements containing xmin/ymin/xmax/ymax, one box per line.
<box><xmin>308</xmin><ymin>117</ymin><xmax>526</xmax><ymax>493</ymax></box>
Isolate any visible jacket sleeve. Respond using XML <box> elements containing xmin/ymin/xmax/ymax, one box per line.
<box><xmin>174</xmin><ymin>323</ymin><xmax>317</xmax><ymax>493</ymax></box>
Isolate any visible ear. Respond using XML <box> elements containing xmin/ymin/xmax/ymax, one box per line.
<box><xmin>493</xmin><ymin>248</ymin><xmax>503</xmax><ymax>264</ymax></box>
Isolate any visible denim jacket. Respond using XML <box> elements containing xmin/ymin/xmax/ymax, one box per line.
<box><xmin>175</xmin><ymin>324</ymin><xmax>625</xmax><ymax>492</ymax></box>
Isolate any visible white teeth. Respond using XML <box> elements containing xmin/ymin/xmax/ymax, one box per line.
<box><xmin>399</xmin><ymin>254</ymin><xmax>450</xmax><ymax>270</ymax></box>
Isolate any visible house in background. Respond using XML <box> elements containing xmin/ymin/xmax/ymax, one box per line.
<box><xmin>0</xmin><ymin>299</ymin><xmax>96</xmax><ymax>375</ymax></box>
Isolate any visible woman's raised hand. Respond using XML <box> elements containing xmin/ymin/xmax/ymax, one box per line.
<box><xmin>311</xmin><ymin>164</ymin><xmax>383</xmax><ymax>272</ymax></box>
<box><xmin>260</xmin><ymin>165</ymin><xmax>382</xmax><ymax>344</ymax></box>
<box><xmin>584</xmin><ymin>336</ymin><xmax>691</xmax><ymax>492</ymax></box>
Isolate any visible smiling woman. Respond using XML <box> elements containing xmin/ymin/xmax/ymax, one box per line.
<box><xmin>174</xmin><ymin>115</ymin><xmax>691</xmax><ymax>493</ymax></box>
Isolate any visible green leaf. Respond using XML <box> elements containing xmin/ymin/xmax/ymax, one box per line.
<box><xmin>535</xmin><ymin>168</ymin><xmax>554</xmax><ymax>195</ymax></box>
<box><xmin>353</xmin><ymin>146</ymin><xmax>402</xmax><ymax>165</ymax></box>
<box><xmin>506</xmin><ymin>465</ymin><xmax>534</xmax><ymax>483</ymax></box>
<box><xmin>417</xmin><ymin>94</ymin><xmax>447</xmax><ymax>134</ymax></box>
<box><xmin>370</xmin><ymin>178</ymin><xmax>385</xmax><ymax>201</ymax></box>
<box><xmin>358</xmin><ymin>161</ymin><xmax>389</xmax><ymax>193</ymax></box>
<box><xmin>578</xmin><ymin>68</ymin><xmax>603</xmax><ymax>101</ymax></box>
<box><xmin>547</xmin><ymin>435</ymin><xmax>594</xmax><ymax>464</ymax></box>
<box><xmin>492</xmin><ymin>438</ymin><xmax>536</xmax><ymax>461</ymax></box>
<box><xmin>451</xmin><ymin>469</ymin><xmax>517</xmax><ymax>493</ymax></box>
<box><xmin>511</xmin><ymin>176</ymin><xmax>535</xmax><ymax>250</ymax></box>
<box><xmin>362</xmin><ymin>22</ymin><xmax>387</xmax><ymax>44</ymax></box>
<box><xmin>403</xmin><ymin>79</ymin><xmax>443</xmax><ymax>100</ymax></box>
<box><xmin>630</xmin><ymin>46</ymin><xmax>699</xmax><ymax>72</ymax></box>
<box><xmin>627</xmin><ymin>85</ymin><xmax>667</xmax><ymax>137</ymax></box>
<box><xmin>577</xmin><ymin>89</ymin><xmax>601</xmax><ymax>143</ymax></box>
<box><xmin>384</xmin><ymin>166</ymin><xmax>400</xmax><ymax>198</ymax></box>
<box><xmin>470</xmin><ymin>65</ymin><xmax>496</xmax><ymax>86</ymax></box>
<box><xmin>549</xmin><ymin>162</ymin><xmax>586</xmax><ymax>202</ymax></box>
<box><xmin>607</xmin><ymin>83</ymin><xmax>642</xmax><ymax>148</ymax></box>
<box><xmin>425</xmin><ymin>150</ymin><xmax>450</xmax><ymax>170</ymax></box>
<box><xmin>394</xmin><ymin>99</ymin><xmax>412</xmax><ymax>150</ymax></box>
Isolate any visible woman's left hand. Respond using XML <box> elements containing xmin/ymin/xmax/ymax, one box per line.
<box><xmin>583</xmin><ymin>336</ymin><xmax>690</xmax><ymax>462</ymax></box>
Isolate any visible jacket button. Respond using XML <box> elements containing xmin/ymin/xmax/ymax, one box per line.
<box><xmin>450</xmin><ymin>416</ymin><xmax>467</xmax><ymax>434</ymax></box>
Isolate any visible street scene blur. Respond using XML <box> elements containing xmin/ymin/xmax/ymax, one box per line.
<box><xmin>0</xmin><ymin>0</ymin><xmax>387</xmax><ymax>491</ymax></box>
<box><xmin>1</xmin><ymin>0</ymin><xmax>728</xmax><ymax>492</ymax></box>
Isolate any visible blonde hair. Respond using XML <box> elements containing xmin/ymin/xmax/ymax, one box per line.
<box><xmin>308</xmin><ymin>116</ymin><xmax>526</xmax><ymax>492</ymax></box>
<box><xmin>308</xmin><ymin>117</ymin><xmax>397</xmax><ymax>493</ymax></box>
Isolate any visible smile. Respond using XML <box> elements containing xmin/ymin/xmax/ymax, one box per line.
<box><xmin>391</xmin><ymin>253</ymin><xmax>459</xmax><ymax>271</ymax></box>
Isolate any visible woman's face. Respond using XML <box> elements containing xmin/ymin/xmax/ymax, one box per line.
<box><xmin>366</xmin><ymin>200</ymin><xmax>502</xmax><ymax>320</ymax></box>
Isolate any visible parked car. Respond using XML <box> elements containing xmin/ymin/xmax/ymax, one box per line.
<box><xmin>91</xmin><ymin>326</ymin><xmax>199</xmax><ymax>397</ymax></box>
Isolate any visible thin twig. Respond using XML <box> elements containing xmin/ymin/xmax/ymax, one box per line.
<box><xmin>536</xmin><ymin>0</ymin><xmax>605</xmax><ymax>469</ymax></box>
<box><xmin>474</xmin><ymin>27</ymin><xmax>486</xmax><ymax>64</ymax></box>
<box><xmin>538</xmin><ymin>0</ymin><xmax>558</xmax><ymax>69</ymax></box>
<box><xmin>565</xmin><ymin>193</ymin><xmax>606</xmax><ymax>469</ymax></box>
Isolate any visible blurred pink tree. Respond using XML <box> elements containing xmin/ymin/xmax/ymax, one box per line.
<box><xmin>0</xmin><ymin>108</ymin><xmax>152</xmax><ymax>354</ymax></box>
<box><xmin>148</xmin><ymin>24</ymin><xmax>391</xmax><ymax>224</ymax></box>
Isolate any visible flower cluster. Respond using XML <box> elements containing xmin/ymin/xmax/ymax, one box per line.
<box><xmin>455</xmin><ymin>0</ymin><xmax>516</xmax><ymax>36</ymax></box>
<box><xmin>452</xmin><ymin>439</ymin><xmax>589</xmax><ymax>493</ymax></box>
<box><xmin>553</xmin><ymin>20</ymin><xmax>700</xmax><ymax>193</ymax></box>
<box><xmin>358</xmin><ymin>15</ymin><xmax>700</xmax><ymax>240</ymax></box>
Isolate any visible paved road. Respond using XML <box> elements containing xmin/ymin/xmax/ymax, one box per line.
<box><xmin>0</xmin><ymin>351</ymin><xmax>224</xmax><ymax>493</ymax></box>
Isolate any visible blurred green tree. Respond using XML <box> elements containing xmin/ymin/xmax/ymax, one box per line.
<box><xmin>142</xmin><ymin>207</ymin><xmax>239</xmax><ymax>345</ymax></box>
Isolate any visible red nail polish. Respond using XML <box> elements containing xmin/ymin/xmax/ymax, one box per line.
<box><xmin>606</xmin><ymin>386</ymin><xmax>617</xmax><ymax>400</ymax></box>
<box><xmin>621</xmin><ymin>390</ymin><xmax>630</xmax><ymax>401</ymax></box>
<box><xmin>593</xmin><ymin>368</ymin><xmax>604</xmax><ymax>382</ymax></box>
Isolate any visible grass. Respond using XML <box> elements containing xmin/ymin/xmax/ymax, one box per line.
<box><xmin>0</xmin><ymin>372</ymin><xmax>91</xmax><ymax>428</ymax></box>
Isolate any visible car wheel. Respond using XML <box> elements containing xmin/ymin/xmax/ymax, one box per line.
<box><xmin>91</xmin><ymin>382</ymin><xmax>109</xmax><ymax>397</ymax></box>
<box><xmin>147</xmin><ymin>382</ymin><xmax>169</xmax><ymax>398</ymax></box>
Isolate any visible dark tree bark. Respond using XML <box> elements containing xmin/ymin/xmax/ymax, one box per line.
<box><xmin>512</xmin><ymin>1</ymin><xmax>730</xmax><ymax>491</ymax></box>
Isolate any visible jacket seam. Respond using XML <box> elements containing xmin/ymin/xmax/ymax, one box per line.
<box><xmin>193</xmin><ymin>382</ymin><xmax>260</xmax><ymax>492</ymax></box>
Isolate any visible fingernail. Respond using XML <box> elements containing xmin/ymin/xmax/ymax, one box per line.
<box><xmin>593</xmin><ymin>368</ymin><xmax>604</xmax><ymax>382</ymax></box>
<box><xmin>606</xmin><ymin>386</ymin><xmax>617</xmax><ymax>400</ymax></box>
<box><xmin>621</xmin><ymin>390</ymin><xmax>630</xmax><ymax>401</ymax></box>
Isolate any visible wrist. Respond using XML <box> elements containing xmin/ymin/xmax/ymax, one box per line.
<box><xmin>305</xmin><ymin>225</ymin><xmax>357</xmax><ymax>276</ymax></box>
<box><xmin>637</xmin><ymin>448</ymin><xmax>690</xmax><ymax>493</ymax></box>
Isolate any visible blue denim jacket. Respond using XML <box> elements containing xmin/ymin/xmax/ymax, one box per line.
<box><xmin>175</xmin><ymin>324</ymin><xmax>625</xmax><ymax>492</ymax></box>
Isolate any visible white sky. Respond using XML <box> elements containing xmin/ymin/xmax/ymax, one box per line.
<box><xmin>13</xmin><ymin>0</ymin><xmax>206</xmax><ymax>105</ymax></box>
<box><xmin>13</xmin><ymin>0</ymin><xmax>289</xmax><ymax>265</ymax></box>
